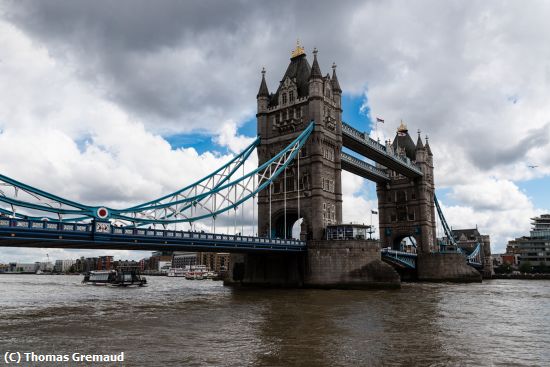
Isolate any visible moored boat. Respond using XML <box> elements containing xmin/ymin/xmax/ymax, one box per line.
<box><xmin>82</xmin><ymin>268</ymin><xmax>147</xmax><ymax>287</ymax></box>
<box><xmin>167</xmin><ymin>268</ymin><xmax>186</xmax><ymax>277</ymax></box>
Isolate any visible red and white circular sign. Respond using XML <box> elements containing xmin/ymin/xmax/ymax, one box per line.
<box><xmin>96</xmin><ymin>207</ymin><xmax>109</xmax><ymax>219</ymax></box>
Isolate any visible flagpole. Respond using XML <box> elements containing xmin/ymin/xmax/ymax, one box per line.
<box><xmin>370</xmin><ymin>209</ymin><xmax>378</xmax><ymax>239</ymax></box>
<box><xmin>375</xmin><ymin>117</ymin><xmax>384</xmax><ymax>143</ymax></box>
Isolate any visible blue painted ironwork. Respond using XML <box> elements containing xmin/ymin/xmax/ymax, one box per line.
<box><xmin>466</xmin><ymin>243</ymin><xmax>482</xmax><ymax>267</ymax></box>
<box><xmin>434</xmin><ymin>194</ymin><xmax>458</xmax><ymax>248</ymax></box>
<box><xmin>0</xmin><ymin>218</ymin><xmax>306</xmax><ymax>253</ymax></box>
<box><xmin>381</xmin><ymin>248</ymin><xmax>417</xmax><ymax>269</ymax></box>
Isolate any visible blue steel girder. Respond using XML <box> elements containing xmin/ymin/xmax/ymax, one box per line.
<box><xmin>434</xmin><ymin>194</ymin><xmax>458</xmax><ymax>247</ymax></box>
<box><xmin>341</xmin><ymin>122</ymin><xmax>423</xmax><ymax>178</ymax></box>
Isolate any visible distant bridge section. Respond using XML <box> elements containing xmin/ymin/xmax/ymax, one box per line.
<box><xmin>0</xmin><ymin>218</ymin><xmax>306</xmax><ymax>253</ymax></box>
<box><xmin>381</xmin><ymin>248</ymin><xmax>417</xmax><ymax>269</ymax></box>
<box><xmin>341</xmin><ymin>122</ymin><xmax>423</xmax><ymax>178</ymax></box>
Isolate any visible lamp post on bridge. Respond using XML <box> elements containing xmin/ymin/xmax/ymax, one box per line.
<box><xmin>369</xmin><ymin>210</ymin><xmax>378</xmax><ymax>239</ymax></box>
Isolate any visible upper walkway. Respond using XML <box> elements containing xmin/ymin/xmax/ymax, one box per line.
<box><xmin>341</xmin><ymin>122</ymin><xmax>423</xmax><ymax>178</ymax></box>
<box><xmin>341</xmin><ymin>152</ymin><xmax>389</xmax><ymax>182</ymax></box>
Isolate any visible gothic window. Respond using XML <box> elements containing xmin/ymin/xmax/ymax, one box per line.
<box><xmin>398</xmin><ymin>210</ymin><xmax>407</xmax><ymax>221</ymax></box>
<box><xmin>289</xmin><ymin>91</ymin><xmax>294</xmax><ymax>102</ymax></box>
<box><xmin>411</xmin><ymin>191</ymin><xmax>416</xmax><ymax>200</ymax></box>
<box><xmin>397</xmin><ymin>191</ymin><xmax>407</xmax><ymax>202</ymax></box>
<box><xmin>286</xmin><ymin>176</ymin><xmax>295</xmax><ymax>191</ymax></box>
<box><xmin>408</xmin><ymin>211</ymin><xmax>415</xmax><ymax>221</ymax></box>
<box><xmin>391</xmin><ymin>213</ymin><xmax>397</xmax><ymax>222</ymax></box>
<box><xmin>300</xmin><ymin>147</ymin><xmax>307</xmax><ymax>158</ymax></box>
<box><xmin>299</xmin><ymin>173</ymin><xmax>309</xmax><ymax>190</ymax></box>
<box><xmin>282</xmin><ymin>93</ymin><xmax>287</xmax><ymax>104</ymax></box>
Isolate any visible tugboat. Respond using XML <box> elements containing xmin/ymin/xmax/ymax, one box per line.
<box><xmin>82</xmin><ymin>267</ymin><xmax>147</xmax><ymax>287</ymax></box>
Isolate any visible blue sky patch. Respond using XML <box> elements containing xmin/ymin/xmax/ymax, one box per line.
<box><xmin>517</xmin><ymin>177</ymin><xmax>550</xmax><ymax>211</ymax></box>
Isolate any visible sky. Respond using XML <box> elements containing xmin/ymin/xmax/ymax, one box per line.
<box><xmin>0</xmin><ymin>0</ymin><xmax>549</xmax><ymax>262</ymax></box>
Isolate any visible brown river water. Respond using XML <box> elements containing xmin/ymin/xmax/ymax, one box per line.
<box><xmin>0</xmin><ymin>275</ymin><xmax>549</xmax><ymax>366</ymax></box>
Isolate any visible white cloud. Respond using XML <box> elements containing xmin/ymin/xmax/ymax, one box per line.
<box><xmin>213</xmin><ymin>120</ymin><xmax>255</xmax><ymax>154</ymax></box>
<box><xmin>440</xmin><ymin>176</ymin><xmax>540</xmax><ymax>252</ymax></box>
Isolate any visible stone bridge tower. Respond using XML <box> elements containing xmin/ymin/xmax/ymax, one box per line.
<box><xmin>256</xmin><ymin>44</ymin><xmax>342</xmax><ymax>240</ymax></box>
<box><xmin>376</xmin><ymin>123</ymin><xmax>437</xmax><ymax>254</ymax></box>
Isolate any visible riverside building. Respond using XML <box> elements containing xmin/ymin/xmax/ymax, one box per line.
<box><xmin>507</xmin><ymin>214</ymin><xmax>550</xmax><ymax>266</ymax></box>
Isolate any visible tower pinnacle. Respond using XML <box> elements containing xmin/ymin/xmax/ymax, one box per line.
<box><xmin>309</xmin><ymin>47</ymin><xmax>322</xmax><ymax>80</ymax></box>
<box><xmin>257</xmin><ymin>67</ymin><xmax>269</xmax><ymax>98</ymax></box>
<box><xmin>331</xmin><ymin>62</ymin><xmax>342</xmax><ymax>93</ymax></box>
<box><xmin>291</xmin><ymin>39</ymin><xmax>305</xmax><ymax>58</ymax></box>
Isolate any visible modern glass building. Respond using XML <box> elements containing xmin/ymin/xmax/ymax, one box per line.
<box><xmin>511</xmin><ymin>214</ymin><xmax>550</xmax><ymax>266</ymax></box>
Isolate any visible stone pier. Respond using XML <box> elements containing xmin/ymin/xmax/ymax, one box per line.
<box><xmin>225</xmin><ymin>240</ymin><xmax>400</xmax><ymax>289</ymax></box>
<box><xmin>416</xmin><ymin>253</ymin><xmax>482</xmax><ymax>282</ymax></box>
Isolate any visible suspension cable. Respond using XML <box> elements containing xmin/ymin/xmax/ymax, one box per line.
<box><xmin>284</xmin><ymin>166</ymin><xmax>287</xmax><ymax>239</ymax></box>
<box><xmin>269</xmin><ymin>165</ymin><xmax>272</xmax><ymax>239</ymax></box>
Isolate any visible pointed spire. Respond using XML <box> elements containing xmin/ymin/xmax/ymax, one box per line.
<box><xmin>331</xmin><ymin>62</ymin><xmax>342</xmax><ymax>93</ymax></box>
<box><xmin>257</xmin><ymin>67</ymin><xmax>269</xmax><ymax>98</ymax></box>
<box><xmin>309</xmin><ymin>48</ymin><xmax>322</xmax><ymax>80</ymax></box>
<box><xmin>425</xmin><ymin>134</ymin><xmax>433</xmax><ymax>155</ymax></box>
<box><xmin>416</xmin><ymin>129</ymin><xmax>424</xmax><ymax>149</ymax></box>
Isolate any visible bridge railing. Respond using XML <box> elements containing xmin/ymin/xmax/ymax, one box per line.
<box><xmin>340</xmin><ymin>153</ymin><xmax>389</xmax><ymax>179</ymax></box>
<box><xmin>380</xmin><ymin>247</ymin><xmax>417</xmax><ymax>269</ymax></box>
<box><xmin>341</xmin><ymin>122</ymin><xmax>423</xmax><ymax>175</ymax></box>
<box><xmin>0</xmin><ymin>218</ymin><xmax>92</xmax><ymax>232</ymax></box>
<box><xmin>380</xmin><ymin>248</ymin><xmax>417</xmax><ymax>257</ymax></box>
<box><xmin>0</xmin><ymin>218</ymin><xmax>306</xmax><ymax>247</ymax></box>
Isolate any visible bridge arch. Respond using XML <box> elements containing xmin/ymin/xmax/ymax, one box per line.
<box><xmin>272</xmin><ymin>208</ymin><xmax>308</xmax><ymax>240</ymax></box>
<box><xmin>391</xmin><ymin>233</ymin><xmax>420</xmax><ymax>252</ymax></box>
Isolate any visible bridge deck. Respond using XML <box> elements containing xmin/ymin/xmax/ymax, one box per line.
<box><xmin>0</xmin><ymin>218</ymin><xmax>306</xmax><ymax>253</ymax></box>
<box><xmin>342</xmin><ymin>122</ymin><xmax>423</xmax><ymax>178</ymax></box>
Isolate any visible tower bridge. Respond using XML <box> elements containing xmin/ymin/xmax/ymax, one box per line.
<box><xmin>0</xmin><ymin>43</ymin><xmax>492</xmax><ymax>287</ymax></box>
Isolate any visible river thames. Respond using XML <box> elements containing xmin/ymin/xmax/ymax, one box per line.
<box><xmin>0</xmin><ymin>275</ymin><xmax>548</xmax><ymax>366</ymax></box>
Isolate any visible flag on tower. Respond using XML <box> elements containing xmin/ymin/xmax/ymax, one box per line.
<box><xmin>376</xmin><ymin>117</ymin><xmax>384</xmax><ymax>123</ymax></box>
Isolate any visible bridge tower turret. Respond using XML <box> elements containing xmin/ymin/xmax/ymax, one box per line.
<box><xmin>256</xmin><ymin>43</ymin><xmax>342</xmax><ymax>240</ymax></box>
<box><xmin>376</xmin><ymin>125</ymin><xmax>437</xmax><ymax>254</ymax></box>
